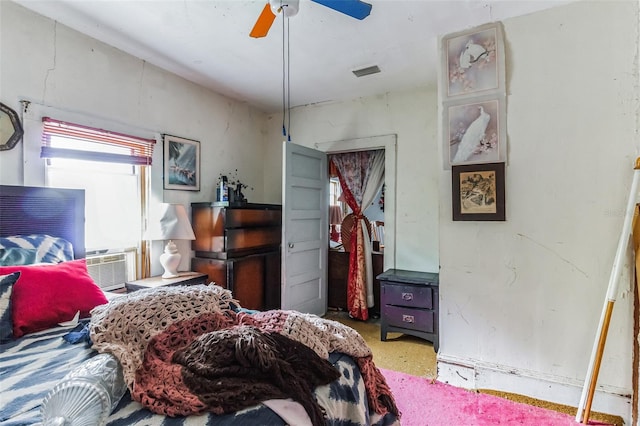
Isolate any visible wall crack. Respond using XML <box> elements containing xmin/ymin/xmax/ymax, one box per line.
<box><xmin>517</xmin><ymin>233</ymin><xmax>588</xmax><ymax>278</ymax></box>
<box><xmin>42</xmin><ymin>21</ymin><xmax>58</xmax><ymax>103</ymax></box>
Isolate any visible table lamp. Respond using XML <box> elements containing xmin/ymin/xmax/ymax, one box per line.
<box><xmin>144</xmin><ymin>203</ymin><xmax>195</xmax><ymax>278</ymax></box>
<box><xmin>329</xmin><ymin>205</ymin><xmax>343</xmax><ymax>242</ymax></box>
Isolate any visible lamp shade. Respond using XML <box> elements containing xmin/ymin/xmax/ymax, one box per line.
<box><xmin>144</xmin><ymin>204</ymin><xmax>195</xmax><ymax>278</ymax></box>
<box><xmin>144</xmin><ymin>204</ymin><xmax>195</xmax><ymax>241</ymax></box>
<box><xmin>329</xmin><ymin>205</ymin><xmax>343</xmax><ymax>225</ymax></box>
<box><xmin>329</xmin><ymin>205</ymin><xmax>343</xmax><ymax>243</ymax></box>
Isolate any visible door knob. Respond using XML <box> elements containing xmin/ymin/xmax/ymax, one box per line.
<box><xmin>288</xmin><ymin>242</ymin><xmax>294</xmax><ymax>248</ymax></box>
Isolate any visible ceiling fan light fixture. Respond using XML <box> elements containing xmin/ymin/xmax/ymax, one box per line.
<box><xmin>352</xmin><ymin>65</ymin><xmax>381</xmax><ymax>78</ymax></box>
<box><xmin>251</xmin><ymin>0</ymin><xmax>371</xmax><ymax>38</ymax></box>
<box><xmin>269</xmin><ymin>0</ymin><xmax>299</xmax><ymax>18</ymax></box>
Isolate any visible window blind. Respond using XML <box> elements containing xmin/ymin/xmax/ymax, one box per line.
<box><xmin>41</xmin><ymin>117</ymin><xmax>156</xmax><ymax>165</ymax></box>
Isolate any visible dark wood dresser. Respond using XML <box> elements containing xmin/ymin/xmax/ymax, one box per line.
<box><xmin>190</xmin><ymin>203</ymin><xmax>281</xmax><ymax>311</ymax></box>
<box><xmin>378</xmin><ymin>269</ymin><xmax>439</xmax><ymax>351</ymax></box>
<box><xmin>328</xmin><ymin>249</ymin><xmax>383</xmax><ymax>317</ymax></box>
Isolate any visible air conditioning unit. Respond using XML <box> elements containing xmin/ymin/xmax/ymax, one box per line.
<box><xmin>86</xmin><ymin>253</ymin><xmax>127</xmax><ymax>291</ymax></box>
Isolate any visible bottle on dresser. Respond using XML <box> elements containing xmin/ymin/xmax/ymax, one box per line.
<box><xmin>217</xmin><ymin>176</ymin><xmax>228</xmax><ymax>202</ymax></box>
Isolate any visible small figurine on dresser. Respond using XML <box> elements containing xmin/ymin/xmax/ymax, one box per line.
<box><xmin>219</xmin><ymin>169</ymin><xmax>252</xmax><ymax>206</ymax></box>
<box><xmin>230</xmin><ymin>183</ymin><xmax>246</xmax><ymax>205</ymax></box>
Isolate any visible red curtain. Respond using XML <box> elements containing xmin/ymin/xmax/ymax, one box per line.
<box><xmin>329</xmin><ymin>150</ymin><xmax>384</xmax><ymax>320</ymax></box>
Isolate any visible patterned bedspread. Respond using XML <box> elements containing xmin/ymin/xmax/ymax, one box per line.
<box><xmin>1</xmin><ymin>321</ymin><xmax>399</xmax><ymax>425</ymax></box>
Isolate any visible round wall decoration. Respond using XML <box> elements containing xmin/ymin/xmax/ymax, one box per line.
<box><xmin>0</xmin><ymin>102</ymin><xmax>24</xmax><ymax>151</ymax></box>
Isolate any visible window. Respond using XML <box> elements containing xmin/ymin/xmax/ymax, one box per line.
<box><xmin>41</xmin><ymin>118</ymin><xmax>155</xmax><ymax>257</ymax></box>
<box><xmin>329</xmin><ymin>177</ymin><xmax>341</xmax><ymax>206</ymax></box>
<box><xmin>46</xmin><ymin>156</ymin><xmax>141</xmax><ymax>252</ymax></box>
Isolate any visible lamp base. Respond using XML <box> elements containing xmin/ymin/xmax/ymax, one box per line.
<box><xmin>159</xmin><ymin>240</ymin><xmax>181</xmax><ymax>279</ymax></box>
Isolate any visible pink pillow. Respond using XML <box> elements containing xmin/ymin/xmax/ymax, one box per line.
<box><xmin>0</xmin><ymin>259</ymin><xmax>108</xmax><ymax>337</ymax></box>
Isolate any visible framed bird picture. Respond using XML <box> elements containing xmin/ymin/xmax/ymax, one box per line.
<box><xmin>452</xmin><ymin>162</ymin><xmax>505</xmax><ymax>221</ymax></box>
<box><xmin>441</xmin><ymin>22</ymin><xmax>505</xmax><ymax>99</ymax></box>
<box><xmin>443</xmin><ymin>94</ymin><xmax>506</xmax><ymax>168</ymax></box>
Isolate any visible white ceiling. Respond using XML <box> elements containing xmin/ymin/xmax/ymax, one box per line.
<box><xmin>15</xmin><ymin>0</ymin><xmax>572</xmax><ymax>113</ymax></box>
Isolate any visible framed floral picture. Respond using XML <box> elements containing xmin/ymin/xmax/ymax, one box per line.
<box><xmin>452</xmin><ymin>162</ymin><xmax>505</xmax><ymax>221</ymax></box>
<box><xmin>163</xmin><ymin>134</ymin><xmax>200</xmax><ymax>191</ymax></box>
<box><xmin>443</xmin><ymin>94</ymin><xmax>506</xmax><ymax>168</ymax></box>
<box><xmin>442</xmin><ymin>22</ymin><xmax>505</xmax><ymax>99</ymax></box>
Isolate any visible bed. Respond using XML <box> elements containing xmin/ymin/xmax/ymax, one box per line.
<box><xmin>0</xmin><ymin>185</ymin><xmax>399</xmax><ymax>426</ymax></box>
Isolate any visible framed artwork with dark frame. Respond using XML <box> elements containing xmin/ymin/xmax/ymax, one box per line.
<box><xmin>452</xmin><ymin>162</ymin><xmax>505</xmax><ymax>221</ymax></box>
<box><xmin>163</xmin><ymin>134</ymin><xmax>200</xmax><ymax>191</ymax></box>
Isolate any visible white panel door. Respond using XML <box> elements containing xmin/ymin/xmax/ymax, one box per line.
<box><xmin>281</xmin><ymin>141</ymin><xmax>328</xmax><ymax>315</ymax></box>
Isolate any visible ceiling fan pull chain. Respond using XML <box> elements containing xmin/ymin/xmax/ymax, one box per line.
<box><xmin>280</xmin><ymin>5</ymin><xmax>292</xmax><ymax>142</ymax></box>
<box><xmin>281</xmin><ymin>5</ymin><xmax>287</xmax><ymax>139</ymax></box>
<box><xmin>287</xmin><ymin>15</ymin><xmax>292</xmax><ymax>142</ymax></box>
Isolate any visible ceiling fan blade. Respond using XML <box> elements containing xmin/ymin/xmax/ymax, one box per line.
<box><xmin>311</xmin><ymin>0</ymin><xmax>372</xmax><ymax>20</ymax></box>
<box><xmin>250</xmin><ymin>3</ymin><xmax>277</xmax><ymax>38</ymax></box>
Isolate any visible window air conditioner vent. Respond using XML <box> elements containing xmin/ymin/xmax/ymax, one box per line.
<box><xmin>86</xmin><ymin>253</ymin><xmax>127</xmax><ymax>291</ymax></box>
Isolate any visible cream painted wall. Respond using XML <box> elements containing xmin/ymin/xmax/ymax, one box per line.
<box><xmin>262</xmin><ymin>90</ymin><xmax>441</xmax><ymax>274</ymax></box>
<box><xmin>0</xmin><ymin>1</ymin><xmax>266</xmax><ymax>202</ymax></box>
<box><xmin>438</xmin><ymin>0</ymin><xmax>638</xmax><ymax>421</ymax></box>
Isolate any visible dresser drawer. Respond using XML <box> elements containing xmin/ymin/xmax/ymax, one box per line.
<box><xmin>224</xmin><ymin>208</ymin><xmax>281</xmax><ymax>228</ymax></box>
<box><xmin>191</xmin><ymin>203</ymin><xmax>281</xmax><ymax>257</ymax></box>
<box><xmin>382</xmin><ymin>305</ymin><xmax>434</xmax><ymax>334</ymax></box>
<box><xmin>225</xmin><ymin>227</ymin><xmax>281</xmax><ymax>253</ymax></box>
<box><xmin>382</xmin><ymin>283</ymin><xmax>433</xmax><ymax>309</ymax></box>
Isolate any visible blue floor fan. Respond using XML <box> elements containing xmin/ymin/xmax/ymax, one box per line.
<box><xmin>250</xmin><ymin>0</ymin><xmax>372</xmax><ymax>38</ymax></box>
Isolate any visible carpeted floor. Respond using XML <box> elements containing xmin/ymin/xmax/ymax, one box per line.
<box><xmin>324</xmin><ymin>310</ymin><xmax>436</xmax><ymax>377</ymax></box>
<box><xmin>380</xmin><ymin>368</ymin><xmax>593</xmax><ymax>426</ymax></box>
<box><xmin>324</xmin><ymin>310</ymin><xmax>623</xmax><ymax>426</ymax></box>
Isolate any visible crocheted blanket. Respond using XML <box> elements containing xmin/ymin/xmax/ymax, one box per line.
<box><xmin>89</xmin><ymin>285</ymin><xmax>398</xmax><ymax>424</ymax></box>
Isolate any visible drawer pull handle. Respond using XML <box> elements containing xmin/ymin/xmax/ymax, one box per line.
<box><xmin>402</xmin><ymin>292</ymin><xmax>413</xmax><ymax>301</ymax></box>
<box><xmin>402</xmin><ymin>315</ymin><xmax>415</xmax><ymax>323</ymax></box>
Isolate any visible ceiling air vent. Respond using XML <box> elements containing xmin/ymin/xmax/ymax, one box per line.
<box><xmin>352</xmin><ymin>65</ymin><xmax>381</xmax><ymax>77</ymax></box>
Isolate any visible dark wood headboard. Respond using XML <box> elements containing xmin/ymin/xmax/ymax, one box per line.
<box><xmin>0</xmin><ymin>185</ymin><xmax>86</xmax><ymax>259</ymax></box>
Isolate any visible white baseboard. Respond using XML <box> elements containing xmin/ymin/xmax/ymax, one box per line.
<box><xmin>437</xmin><ymin>354</ymin><xmax>631</xmax><ymax>425</ymax></box>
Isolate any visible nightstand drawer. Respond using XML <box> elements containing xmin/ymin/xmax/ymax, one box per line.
<box><xmin>382</xmin><ymin>305</ymin><xmax>434</xmax><ymax>333</ymax></box>
<box><xmin>382</xmin><ymin>283</ymin><xmax>433</xmax><ymax>309</ymax></box>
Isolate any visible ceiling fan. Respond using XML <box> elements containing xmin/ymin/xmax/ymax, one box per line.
<box><xmin>250</xmin><ymin>0</ymin><xmax>372</xmax><ymax>38</ymax></box>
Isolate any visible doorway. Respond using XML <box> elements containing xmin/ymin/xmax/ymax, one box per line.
<box><xmin>315</xmin><ymin>134</ymin><xmax>396</xmax><ymax>270</ymax></box>
<box><xmin>279</xmin><ymin>135</ymin><xmax>396</xmax><ymax>316</ymax></box>
<box><xmin>316</xmin><ymin>135</ymin><xmax>396</xmax><ymax>317</ymax></box>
